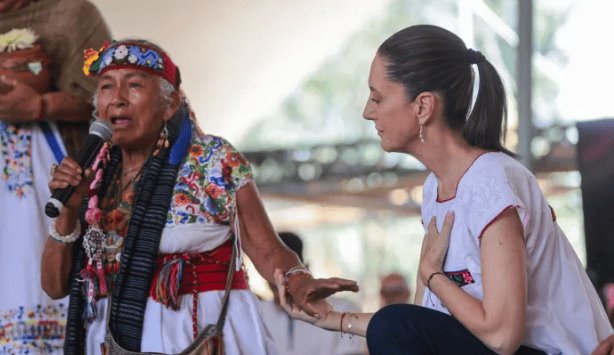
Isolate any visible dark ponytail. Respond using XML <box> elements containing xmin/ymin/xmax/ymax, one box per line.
<box><xmin>378</xmin><ymin>25</ymin><xmax>515</xmax><ymax>156</ymax></box>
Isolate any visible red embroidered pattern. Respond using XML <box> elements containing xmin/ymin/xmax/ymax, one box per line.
<box><xmin>445</xmin><ymin>269</ymin><xmax>475</xmax><ymax>287</ymax></box>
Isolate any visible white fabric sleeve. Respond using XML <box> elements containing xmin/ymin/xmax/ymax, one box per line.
<box><xmin>465</xmin><ymin>171</ymin><xmax>528</xmax><ymax>239</ymax></box>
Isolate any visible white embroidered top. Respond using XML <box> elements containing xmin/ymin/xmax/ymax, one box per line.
<box><xmin>85</xmin><ymin>133</ymin><xmax>277</xmax><ymax>355</ymax></box>
<box><xmin>421</xmin><ymin>152</ymin><xmax>613</xmax><ymax>355</ymax></box>
<box><xmin>0</xmin><ymin>123</ymin><xmax>68</xmax><ymax>354</ymax></box>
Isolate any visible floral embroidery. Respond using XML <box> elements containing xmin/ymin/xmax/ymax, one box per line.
<box><xmin>188</xmin><ymin>145</ymin><xmax>203</xmax><ymax>158</ymax></box>
<box><xmin>0</xmin><ymin>122</ymin><xmax>33</xmax><ymax>197</ymax></box>
<box><xmin>168</xmin><ymin>135</ymin><xmax>253</xmax><ymax>226</ymax></box>
<box><xmin>0</xmin><ymin>303</ymin><xmax>66</xmax><ymax>354</ymax></box>
<box><xmin>445</xmin><ymin>269</ymin><xmax>475</xmax><ymax>287</ymax></box>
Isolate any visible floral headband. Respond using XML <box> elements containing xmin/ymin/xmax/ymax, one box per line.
<box><xmin>83</xmin><ymin>41</ymin><xmax>181</xmax><ymax>88</ymax></box>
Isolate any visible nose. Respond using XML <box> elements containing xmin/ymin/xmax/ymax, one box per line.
<box><xmin>110</xmin><ymin>84</ymin><xmax>128</xmax><ymax>107</ymax></box>
<box><xmin>363</xmin><ymin>101</ymin><xmax>375</xmax><ymax>121</ymax></box>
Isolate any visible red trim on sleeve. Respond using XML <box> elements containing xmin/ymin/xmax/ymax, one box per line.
<box><xmin>478</xmin><ymin>204</ymin><xmax>519</xmax><ymax>240</ymax></box>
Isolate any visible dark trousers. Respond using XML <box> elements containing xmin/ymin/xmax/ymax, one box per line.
<box><xmin>366</xmin><ymin>304</ymin><xmax>546</xmax><ymax>355</ymax></box>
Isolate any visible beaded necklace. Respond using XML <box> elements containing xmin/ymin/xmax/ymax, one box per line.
<box><xmin>101</xmin><ymin>165</ymin><xmax>142</xmax><ymax>274</ymax></box>
<box><xmin>79</xmin><ymin>142</ymin><xmax>144</xmax><ymax>322</ymax></box>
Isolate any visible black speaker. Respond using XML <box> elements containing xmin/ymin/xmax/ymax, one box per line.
<box><xmin>576</xmin><ymin>118</ymin><xmax>614</xmax><ymax>295</ymax></box>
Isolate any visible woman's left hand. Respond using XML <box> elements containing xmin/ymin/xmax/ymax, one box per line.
<box><xmin>285</xmin><ymin>272</ymin><xmax>359</xmax><ymax>317</ymax></box>
<box><xmin>419</xmin><ymin>211</ymin><xmax>455</xmax><ymax>286</ymax></box>
<box><xmin>0</xmin><ymin>76</ymin><xmax>41</xmax><ymax>122</ymax></box>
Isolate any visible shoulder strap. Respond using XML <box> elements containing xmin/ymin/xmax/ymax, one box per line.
<box><xmin>215</xmin><ymin>234</ymin><xmax>237</xmax><ymax>331</ymax></box>
<box><xmin>39</xmin><ymin>121</ymin><xmax>66</xmax><ymax>163</ymax></box>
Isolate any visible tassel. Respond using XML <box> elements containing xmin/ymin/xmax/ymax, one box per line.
<box><xmin>78</xmin><ymin>265</ymin><xmax>99</xmax><ymax>323</ymax></box>
<box><xmin>95</xmin><ymin>259</ymin><xmax>108</xmax><ymax>296</ymax></box>
<box><xmin>155</xmin><ymin>258</ymin><xmax>184</xmax><ymax>310</ymax></box>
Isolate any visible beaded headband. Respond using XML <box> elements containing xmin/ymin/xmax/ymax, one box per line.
<box><xmin>83</xmin><ymin>41</ymin><xmax>181</xmax><ymax>88</ymax></box>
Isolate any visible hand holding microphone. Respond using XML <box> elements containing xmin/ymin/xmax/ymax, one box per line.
<box><xmin>45</xmin><ymin>120</ymin><xmax>112</xmax><ymax>218</ymax></box>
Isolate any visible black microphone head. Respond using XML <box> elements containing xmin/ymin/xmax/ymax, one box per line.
<box><xmin>89</xmin><ymin>120</ymin><xmax>113</xmax><ymax>141</ymax></box>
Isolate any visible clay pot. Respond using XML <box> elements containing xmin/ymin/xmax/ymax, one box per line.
<box><xmin>0</xmin><ymin>43</ymin><xmax>51</xmax><ymax>94</ymax></box>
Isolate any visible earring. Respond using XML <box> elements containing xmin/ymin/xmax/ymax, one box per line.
<box><xmin>153</xmin><ymin>122</ymin><xmax>169</xmax><ymax>156</ymax></box>
<box><xmin>419</xmin><ymin>124</ymin><xmax>425</xmax><ymax>143</ymax></box>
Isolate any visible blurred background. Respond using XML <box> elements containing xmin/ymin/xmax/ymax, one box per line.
<box><xmin>92</xmin><ymin>0</ymin><xmax>614</xmax><ymax>312</ymax></box>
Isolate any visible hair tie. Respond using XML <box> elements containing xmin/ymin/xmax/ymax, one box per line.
<box><xmin>467</xmin><ymin>49</ymin><xmax>486</xmax><ymax>64</ymax></box>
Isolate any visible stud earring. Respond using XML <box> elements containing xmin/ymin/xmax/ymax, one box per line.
<box><xmin>153</xmin><ymin>122</ymin><xmax>169</xmax><ymax>156</ymax></box>
<box><xmin>419</xmin><ymin>124</ymin><xmax>425</xmax><ymax>143</ymax></box>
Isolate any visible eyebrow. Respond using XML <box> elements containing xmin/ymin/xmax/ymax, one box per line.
<box><xmin>99</xmin><ymin>72</ymin><xmax>150</xmax><ymax>81</ymax></box>
<box><xmin>124</xmin><ymin>72</ymin><xmax>150</xmax><ymax>80</ymax></box>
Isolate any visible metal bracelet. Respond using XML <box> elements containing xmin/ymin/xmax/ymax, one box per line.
<box><xmin>284</xmin><ymin>265</ymin><xmax>312</xmax><ymax>283</ymax></box>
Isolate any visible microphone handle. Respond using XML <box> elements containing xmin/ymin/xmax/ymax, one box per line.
<box><xmin>45</xmin><ymin>136</ymin><xmax>105</xmax><ymax>218</ymax></box>
<box><xmin>45</xmin><ymin>188</ymin><xmax>75</xmax><ymax>218</ymax></box>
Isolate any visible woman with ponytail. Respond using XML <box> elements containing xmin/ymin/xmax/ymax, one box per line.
<box><xmin>277</xmin><ymin>25</ymin><xmax>613</xmax><ymax>354</ymax></box>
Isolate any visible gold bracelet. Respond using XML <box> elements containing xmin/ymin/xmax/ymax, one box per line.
<box><xmin>345</xmin><ymin>312</ymin><xmax>358</xmax><ymax>339</ymax></box>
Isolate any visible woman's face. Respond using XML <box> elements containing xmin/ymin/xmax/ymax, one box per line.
<box><xmin>95</xmin><ymin>68</ymin><xmax>173</xmax><ymax>150</ymax></box>
<box><xmin>363</xmin><ymin>54</ymin><xmax>418</xmax><ymax>153</ymax></box>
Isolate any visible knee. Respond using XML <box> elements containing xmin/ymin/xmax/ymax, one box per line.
<box><xmin>366</xmin><ymin>304</ymin><xmax>412</xmax><ymax>351</ymax></box>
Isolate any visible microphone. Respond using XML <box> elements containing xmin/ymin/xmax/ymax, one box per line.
<box><xmin>45</xmin><ymin>120</ymin><xmax>113</xmax><ymax>218</ymax></box>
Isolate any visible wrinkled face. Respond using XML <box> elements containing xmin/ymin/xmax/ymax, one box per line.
<box><xmin>363</xmin><ymin>54</ymin><xmax>418</xmax><ymax>153</ymax></box>
<box><xmin>96</xmin><ymin>68</ymin><xmax>172</xmax><ymax>150</ymax></box>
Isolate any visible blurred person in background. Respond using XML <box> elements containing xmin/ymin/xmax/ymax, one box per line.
<box><xmin>259</xmin><ymin>231</ymin><xmax>366</xmax><ymax>355</ymax></box>
<box><xmin>0</xmin><ymin>0</ymin><xmax>110</xmax><ymax>352</ymax></box>
<box><xmin>275</xmin><ymin>24</ymin><xmax>613</xmax><ymax>355</ymax></box>
<box><xmin>378</xmin><ymin>272</ymin><xmax>411</xmax><ymax>307</ymax></box>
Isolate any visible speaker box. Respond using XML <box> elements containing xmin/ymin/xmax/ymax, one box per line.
<box><xmin>576</xmin><ymin>118</ymin><xmax>614</xmax><ymax>296</ymax></box>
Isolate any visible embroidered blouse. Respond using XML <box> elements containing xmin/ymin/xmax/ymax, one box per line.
<box><xmin>420</xmin><ymin>152</ymin><xmax>612</xmax><ymax>354</ymax></box>
<box><xmin>167</xmin><ymin>133</ymin><xmax>253</xmax><ymax>226</ymax></box>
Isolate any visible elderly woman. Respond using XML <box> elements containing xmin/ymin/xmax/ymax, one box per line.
<box><xmin>41</xmin><ymin>39</ymin><xmax>358</xmax><ymax>355</ymax></box>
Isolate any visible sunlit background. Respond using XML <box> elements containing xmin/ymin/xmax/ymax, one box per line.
<box><xmin>93</xmin><ymin>0</ymin><xmax>614</xmax><ymax>312</ymax></box>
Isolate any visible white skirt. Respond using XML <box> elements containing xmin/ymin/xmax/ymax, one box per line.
<box><xmin>85</xmin><ymin>223</ymin><xmax>277</xmax><ymax>355</ymax></box>
<box><xmin>86</xmin><ymin>290</ymin><xmax>277</xmax><ymax>355</ymax></box>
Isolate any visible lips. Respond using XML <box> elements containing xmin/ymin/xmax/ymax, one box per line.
<box><xmin>110</xmin><ymin>116</ymin><xmax>132</xmax><ymax>127</ymax></box>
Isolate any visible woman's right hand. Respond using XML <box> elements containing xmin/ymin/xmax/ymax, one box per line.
<box><xmin>48</xmin><ymin>157</ymin><xmax>92</xmax><ymax>211</ymax></box>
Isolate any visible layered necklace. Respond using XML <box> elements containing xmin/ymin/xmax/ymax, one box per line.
<box><xmin>80</xmin><ymin>143</ymin><xmax>145</xmax><ymax>322</ymax></box>
<box><xmin>101</xmin><ymin>163</ymin><xmax>143</xmax><ymax>274</ymax></box>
